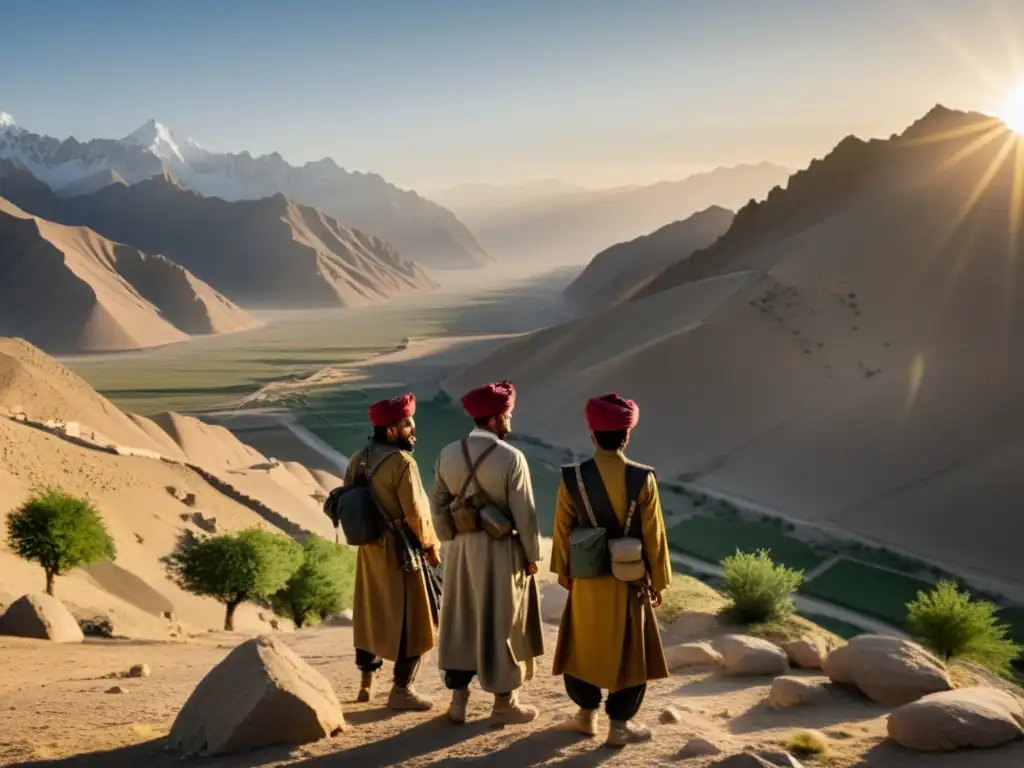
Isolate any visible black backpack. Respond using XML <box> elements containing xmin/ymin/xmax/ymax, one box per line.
<box><xmin>324</xmin><ymin>443</ymin><xmax>400</xmax><ymax>546</ymax></box>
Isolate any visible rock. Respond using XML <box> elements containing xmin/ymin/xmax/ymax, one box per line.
<box><xmin>716</xmin><ymin>635</ymin><xmax>789</xmax><ymax>676</ymax></box>
<box><xmin>106</xmin><ymin>685</ymin><xmax>127</xmax><ymax>694</ymax></box>
<box><xmin>665</xmin><ymin>641</ymin><xmax>724</xmax><ymax>670</ymax></box>
<box><xmin>680</xmin><ymin>737</ymin><xmax>722</xmax><ymax>757</ymax></box>
<box><xmin>79</xmin><ymin>616</ymin><xmax>115</xmax><ymax>638</ymax></box>
<box><xmin>659</xmin><ymin>706</ymin><xmax>683</xmax><ymax>724</ymax></box>
<box><xmin>768</xmin><ymin>676</ymin><xmax>830</xmax><ymax>709</ymax></box>
<box><xmin>183</xmin><ymin>493</ymin><xmax>197</xmax><ymax>507</ymax></box>
<box><xmin>0</xmin><ymin>594</ymin><xmax>84</xmax><ymax>643</ymax></box>
<box><xmin>781</xmin><ymin>637</ymin><xmax>829</xmax><ymax>669</ymax></box>
<box><xmin>168</xmin><ymin>635</ymin><xmax>345</xmax><ymax>756</ymax></box>
<box><xmin>323</xmin><ymin>610</ymin><xmax>353</xmax><ymax>627</ymax></box>
<box><xmin>128</xmin><ymin>664</ymin><xmax>151</xmax><ymax>679</ymax></box>
<box><xmin>191</xmin><ymin>512</ymin><xmax>218</xmax><ymax>534</ymax></box>
<box><xmin>887</xmin><ymin>687</ymin><xmax>1024</xmax><ymax>752</ymax></box>
<box><xmin>822</xmin><ymin>634</ymin><xmax>951</xmax><ymax>706</ymax></box>
<box><xmin>712</xmin><ymin>754</ymin><xmax>776</xmax><ymax>767</ymax></box>
<box><xmin>540</xmin><ymin>583</ymin><xmax>568</xmax><ymax>624</ymax></box>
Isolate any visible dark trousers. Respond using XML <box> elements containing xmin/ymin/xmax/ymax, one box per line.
<box><xmin>564</xmin><ymin>674</ymin><xmax>646</xmax><ymax>722</ymax></box>
<box><xmin>444</xmin><ymin>670</ymin><xmax>513</xmax><ymax>696</ymax></box>
<box><xmin>356</xmin><ymin>590</ymin><xmax>420</xmax><ymax>687</ymax></box>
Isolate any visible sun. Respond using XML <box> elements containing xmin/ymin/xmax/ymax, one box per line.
<box><xmin>1000</xmin><ymin>82</ymin><xmax>1024</xmax><ymax>134</ymax></box>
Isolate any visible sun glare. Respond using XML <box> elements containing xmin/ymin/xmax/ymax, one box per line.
<box><xmin>1000</xmin><ymin>82</ymin><xmax>1024</xmax><ymax>134</ymax></box>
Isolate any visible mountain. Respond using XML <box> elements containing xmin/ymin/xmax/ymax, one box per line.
<box><xmin>563</xmin><ymin>206</ymin><xmax>735</xmax><ymax>311</ymax></box>
<box><xmin>0</xmin><ymin>115</ymin><xmax>493</xmax><ymax>269</ymax></box>
<box><xmin>0</xmin><ymin>197</ymin><xmax>260</xmax><ymax>353</ymax></box>
<box><xmin>433</xmin><ymin>163</ymin><xmax>791</xmax><ymax>265</ymax></box>
<box><xmin>0</xmin><ymin>162</ymin><xmax>437</xmax><ymax>309</ymax></box>
<box><xmin>444</xmin><ymin>106</ymin><xmax>1024</xmax><ymax>589</ymax></box>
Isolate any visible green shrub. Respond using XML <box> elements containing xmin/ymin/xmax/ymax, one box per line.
<box><xmin>907</xmin><ymin>580</ymin><xmax>1022</xmax><ymax>677</ymax></box>
<box><xmin>270</xmin><ymin>535</ymin><xmax>356</xmax><ymax>627</ymax></box>
<box><xmin>720</xmin><ymin>549</ymin><xmax>804</xmax><ymax>624</ymax></box>
<box><xmin>164</xmin><ymin>527</ymin><xmax>303</xmax><ymax>630</ymax></box>
<box><xmin>786</xmin><ymin>730</ymin><xmax>828</xmax><ymax>758</ymax></box>
<box><xmin>6</xmin><ymin>487</ymin><xmax>116</xmax><ymax>596</ymax></box>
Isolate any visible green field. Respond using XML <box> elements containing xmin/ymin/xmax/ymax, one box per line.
<box><xmin>666</xmin><ymin>515</ymin><xmax>826</xmax><ymax>572</ymax></box>
<box><xmin>799</xmin><ymin>613</ymin><xmax>868</xmax><ymax>640</ymax></box>
<box><xmin>799</xmin><ymin>558</ymin><xmax>934</xmax><ymax>628</ymax></box>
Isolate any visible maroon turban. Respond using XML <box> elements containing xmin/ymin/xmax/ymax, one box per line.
<box><xmin>585</xmin><ymin>393</ymin><xmax>639</xmax><ymax>432</ymax></box>
<box><xmin>461</xmin><ymin>380</ymin><xmax>516</xmax><ymax>420</ymax></box>
<box><xmin>368</xmin><ymin>393</ymin><xmax>416</xmax><ymax>428</ymax></box>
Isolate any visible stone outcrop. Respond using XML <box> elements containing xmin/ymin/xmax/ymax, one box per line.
<box><xmin>767</xmin><ymin>676</ymin><xmax>830</xmax><ymax>709</ymax></box>
<box><xmin>716</xmin><ymin>634</ymin><xmax>789</xmax><ymax>676</ymax></box>
<box><xmin>780</xmin><ymin>637</ymin><xmax>830</xmax><ymax>669</ymax></box>
<box><xmin>822</xmin><ymin>634</ymin><xmax>951</xmax><ymax>706</ymax></box>
<box><xmin>167</xmin><ymin>635</ymin><xmax>345</xmax><ymax>756</ymax></box>
<box><xmin>665</xmin><ymin>641</ymin><xmax>724</xmax><ymax>670</ymax></box>
<box><xmin>887</xmin><ymin>687</ymin><xmax>1024</xmax><ymax>752</ymax></box>
<box><xmin>0</xmin><ymin>593</ymin><xmax>84</xmax><ymax>643</ymax></box>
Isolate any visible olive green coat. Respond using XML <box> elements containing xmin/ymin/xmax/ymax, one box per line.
<box><xmin>550</xmin><ymin>448</ymin><xmax>672</xmax><ymax>692</ymax></box>
<box><xmin>345</xmin><ymin>445</ymin><xmax>440</xmax><ymax>661</ymax></box>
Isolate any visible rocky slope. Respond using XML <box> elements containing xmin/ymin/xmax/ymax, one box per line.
<box><xmin>0</xmin><ymin>116</ymin><xmax>493</xmax><ymax>270</ymax></box>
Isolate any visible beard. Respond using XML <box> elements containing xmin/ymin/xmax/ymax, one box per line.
<box><xmin>394</xmin><ymin>435</ymin><xmax>416</xmax><ymax>453</ymax></box>
<box><xmin>495</xmin><ymin>425</ymin><xmax>510</xmax><ymax>441</ymax></box>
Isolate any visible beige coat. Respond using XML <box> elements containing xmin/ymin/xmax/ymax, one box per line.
<box><xmin>550</xmin><ymin>448</ymin><xmax>672</xmax><ymax>692</ymax></box>
<box><xmin>430</xmin><ymin>429</ymin><xmax>545</xmax><ymax>693</ymax></box>
<box><xmin>346</xmin><ymin>444</ymin><xmax>440</xmax><ymax>661</ymax></box>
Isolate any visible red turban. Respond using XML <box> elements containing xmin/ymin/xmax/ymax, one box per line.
<box><xmin>585</xmin><ymin>393</ymin><xmax>639</xmax><ymax>432</ymax></box>
<box><xmin>461</xmin><ymin>380</ymin><xmax>516</xmax><ymax>419</ymax></box>
<box><xmin>368</xmin><ymin>393</ymin><xmax>416</xmax><ymax>428</ymax></box>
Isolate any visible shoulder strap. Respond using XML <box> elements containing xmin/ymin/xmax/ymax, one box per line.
<box><xmin>459</xmin><ymin>437</ymin><xmax>500</xmax><ymax>506</ymax></box>
<box><xmin>361</xmin><ymin>441</ymin><xmax>400</xmax><ymax>531</ymax></box>
<box><xmin>623</xmin><ymin>463</ymin><xmax>654</xmax><ymax>538</ymax></box>
<box><xmin>562</xmin><ymin>460</ymin><xmax>623</xmax><ymax>535</ymax></box>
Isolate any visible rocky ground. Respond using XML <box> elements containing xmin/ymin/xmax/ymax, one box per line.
<box><xmin>2</xmin><ymin>618</ymin><xmax>1023</xmax><ymax>768</ymax></box>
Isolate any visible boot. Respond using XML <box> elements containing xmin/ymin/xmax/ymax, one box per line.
<box><xmin>387</xmin><ymin>684</ymin><xmax>435</xmax><ymax>712</ymax></box>
<box><xmin>606</xmin><ymin>719</ymin><xmax>652</xmax><ymax>748</ymax></box>
<box><xmin>356</xmin><ymin>670</ymin><xmax>375</xmax><ymax>703</ymax></box>
<box><xmin>558</xmin><ymin>706</ymin><xmax>598</xmax><ymax>737</ymax></box>
<box><xmin>489</xmin><ymin>690</ymin><xmax>539</xmax><ymax>727</ymax></box>
<box><xmin>448</xmin><ymin>687</ymin><xmax>470</xmax><ymax>724</ymax></box>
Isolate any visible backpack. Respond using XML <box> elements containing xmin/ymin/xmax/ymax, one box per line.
<box><xmin>323</xmin><ymin>443</ymin><xmax>400</xmax><ymax>546</ymax></box>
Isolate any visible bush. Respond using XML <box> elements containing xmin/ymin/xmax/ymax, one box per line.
<box><xmin>5</xmin><ymin>487</ymin><xmax>116</xmax><ymax>596</ymax></box>
<box><xmin>164</xmin><ymin>527</ymin><xmax>303</xmax><ymax>630</ymax></box>
<box><xmin>786</xmin><ymin>730</ymin><xmax>828</xmax><ymax>758</ymax></box>
<box><xmin>269</xmin><ymin>535</ymin><xmax>356</xmax><ymax>627</ymax></box>
<box><xmin>906</xmin><ymin>580</ymin><xmax>1022</xmax><ymax>677</ymax></box>
<box><xmin>720</xmin><ymin>549</ymin><xmax>804</xmax><ymax>624</ymax></box>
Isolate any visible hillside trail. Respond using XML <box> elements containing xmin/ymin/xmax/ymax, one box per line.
<box><xmin>2</xmin><ymin>623</ymin><xmax>1023</xmax><ymax>768</ymax></box>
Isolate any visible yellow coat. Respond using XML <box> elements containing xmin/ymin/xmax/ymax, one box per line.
<box><xmin>550</xmin><ymin>448</ymin><xmax>672</xmax><ymax>692</ymax></box>
<box><xmin>345</xmin><ymin>445</ymin><xmax>440</xmax><ymax>661</ymax></box>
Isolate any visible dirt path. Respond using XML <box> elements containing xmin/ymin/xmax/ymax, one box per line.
<box><xmin>2</xmin><ymin>625</ymin><xmax>1023</xmax><ymax>768</ymax></box>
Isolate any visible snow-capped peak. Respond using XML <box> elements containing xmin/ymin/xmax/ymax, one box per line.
<box><xmin>0</xmin><ymin>112</ymin><xmax>20</xmax><ymax>135</ymax></box>
<box><xmin>122</xmin><ymin>118</ymin><xmax>202</xmax><ymax>163</ymax></box>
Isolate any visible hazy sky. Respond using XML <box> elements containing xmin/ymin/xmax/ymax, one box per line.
<box><xmin>2</xmin><ymin>0</ymin><xmax>1024</xmax><ymax>191</ymax></box>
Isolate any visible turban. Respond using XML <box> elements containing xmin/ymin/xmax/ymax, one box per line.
<box><xmin>368</xmin><ymin>393</ymin><xmax>416</xmax><ymax>428</ymax></box>
<box><xmin>585</xmin><ymin>393</ymin><xmax>639</xmax><ymax>432</ymax></box>
<box><xmin>461</xmin><ymin>380</ymin><xmax>517</xmax><ymax>420</ymax></box>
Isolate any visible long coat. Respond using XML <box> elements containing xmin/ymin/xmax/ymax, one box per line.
<box><xmin>345</xmin><ymin>444</ymin><xmax>440</xmax><ymax>661</ymax></box>
<box><xmin>550</xmin><ymin>447</ymin><xmax>672</xmax><ymax>692</ymax></box>
<box><xmin>430</xmin><ymin>429</ymin><xmax>545</xmax><ymax>694</ymax></box>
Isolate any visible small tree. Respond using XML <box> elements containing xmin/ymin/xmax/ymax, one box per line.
<box><xmin>6</xmin><ymin>488</ymin><xmax>116</xmax><ymax>596</ymax></box>
<box><xmin>721</xmin><ymin>549</ymin><xmax>804</xmax><ymax>625</ymax></box>
<box><xmin>907</xmin><ymin>580</ymin><xmax>1022</xmax><ymax>677</ymax></box>
<box><xmin>164</xmin><ymin>527</ymin><xmax>302</xmax><ymax>631</ymax></box>
<box><xmin>270</xmin><ymin>535</ymin><xmax>356</xmax><ymax>628</ymax></box>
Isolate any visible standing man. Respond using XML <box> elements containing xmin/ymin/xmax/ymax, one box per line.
<box><xmin>346</xmin><ymin>392</ymin><xmax>442</xmax><ymax>711</ymax></box>
<box><xmin>430</xmin><ymin>380</ymin><xmax>545</xmax><ymax>726</ymax></box>
<box><xmin>550</xmin><ymin>393</ymin><xmax>672</xmax><ymax>748</ymax></box>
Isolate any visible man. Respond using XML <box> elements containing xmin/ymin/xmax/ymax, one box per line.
<box><xmin>550</xmin><ymin>393</ymin><xmax>672</xmax><ymax>748</ymax></box>
<box><xmin>345</xmin><ymin>392</ymin><xmax>442</xmax><ymax>711</ymax></box>
<box><xmin>430</xmin><ymin>380</ymin><xmax>545</xmax><ymax>726</ymax></box>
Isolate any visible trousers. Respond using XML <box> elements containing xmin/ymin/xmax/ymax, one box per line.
<box><xmin>443</xmin><ymin>669</ymin><xmax>514</xmax><ymax>696</ymax></box>
<box><xmin>355</xmin><ymin>585</ymin><xmax>421</xmax><ymax>687</ymax></box>
<box><xmin>564</xmin><ymin>674</ymin><xmax>646</xmax><ymax>722</ymax></box>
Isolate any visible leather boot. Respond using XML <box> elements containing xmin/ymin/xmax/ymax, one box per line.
<box><xmin>489</xmin><ymin>690</ymin><xmax>539</xmax><ymax>727</ymax></box>
<box><xmin>387</xmin><ymin>684</ymin><xmax>435</xmax><ymax>712</ymax></box>
<box><xmin>447</xmin><ymin>687</ymin><xmax>470</xmax><ymax>723</ymax></box>
<box><xmin>558</xmin><ymin>706</ymin><xmax>598</xmax><ymax>737</ymax></box>
<box><xmin>606</xmin><ymin>719</ymin><xmax>652</xmax><ymax>748</ymax></box>
<box><xmin>356</xmin><ymin>670</ymin><xmax>375</xmax><ymax>703</ymax></box>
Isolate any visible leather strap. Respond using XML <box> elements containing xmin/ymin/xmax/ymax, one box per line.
<box><xmin>458</xmin><ymin>437</ymin><xmax>499</xmax><ymax>506</ymax></box>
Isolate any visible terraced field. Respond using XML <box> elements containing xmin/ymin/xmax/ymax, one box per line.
<box><xmin>666</xmin><ymin>514</ymin><xmax>826</xmax><ymax>572</ymax></box>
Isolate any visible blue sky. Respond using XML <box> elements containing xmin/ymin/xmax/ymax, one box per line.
<box><xmin>2</xmin><ymin>0</ymin><xmax>1024</xmax><ymax>190</ymax></box>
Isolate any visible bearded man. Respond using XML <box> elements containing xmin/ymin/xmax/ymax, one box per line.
<box><xmin>345</xmin><ymin>392</ymin><xmax>442</xmax><ymax>711</ymax></box>
<box><xmin>430</xmin><ymin>380</ymin><xmax>545</xmax><ymax>726</ymax></box>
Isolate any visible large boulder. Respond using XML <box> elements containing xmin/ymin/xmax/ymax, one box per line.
<box><xmin>887</xmin><ymin>687</ymin><xmax>1024</xmax><ymax>752</ymax></box>
<box><xmin>168</xmin><ymin>635</ymin><xmax>345</xmax><ymax>756</ymax></box>
<box><xmin>0</xmin><ymin>594</ymin><xmax>84</xmax><ymax>643</ymax></box>
<box><xmin>665</xmin><ymin>641</ymin><xmax>724</xmax><ymax>670</ymax></box>
<box><xmin>781</xmin><ymin>637</ymin><xmax>830</xmax><ymax>669</ymax></box>
<box><xmin>716</xmin><ymin>635</ymin><xmax>789</xmax><ymax>676</ymax></box>
<box><xmin>822</xmin><ymin>634</ymin><xmax>951</xmax><ymax>706</ymax></box>
<box><xmin>767</xmin><ymin>676</ymin><xmax>830</xmax><ymax>709</ymax></box>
